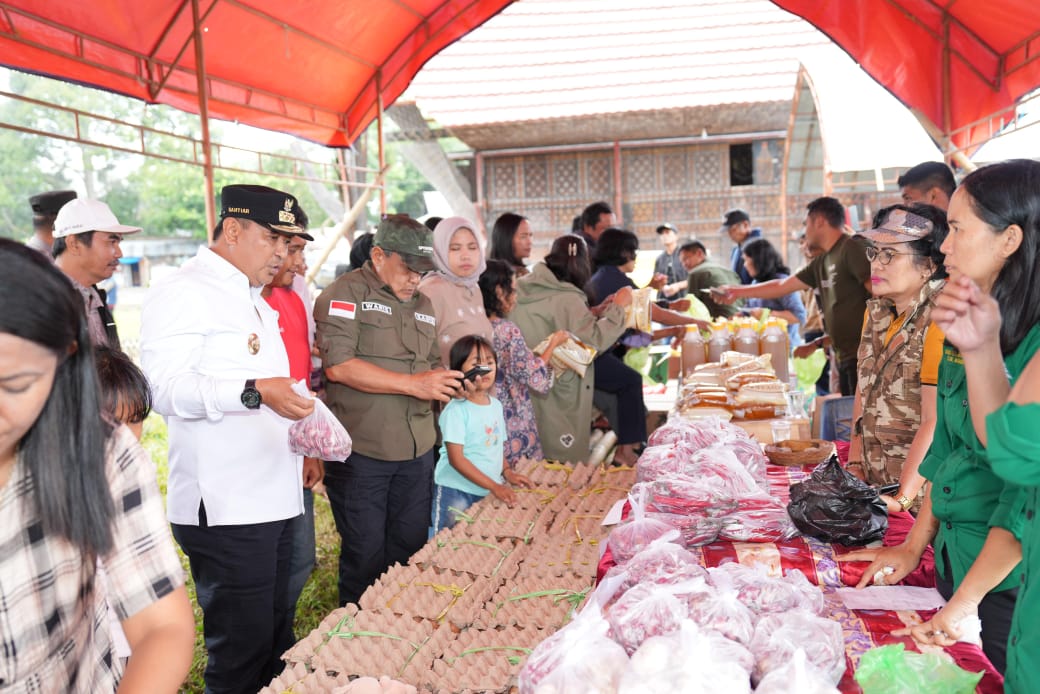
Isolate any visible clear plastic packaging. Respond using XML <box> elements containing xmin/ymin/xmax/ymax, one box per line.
<box><xmin>646</xmin><ymin>511</ymin><xmax>724</xmax><ymax>548</ymax></box>
<box><xmin>605</xmin><ymin>535</ymin><xmax>709</xmax><ymax>593</ymax></box>
<box><xmin>607</xmin><ymin>484</ymin><xmax>679</xmax><ymax>564</ymax></box>
<box><xmin>617</xmin><ymin>620</ymin><xmax>753</xmax><ymax>694</ymax></box>
<box><xmin>755</xmin><ymin>648</ymin><xmax>840</xmax><ymax>694</ymax></box>
<box><xmin>683</xmin><ymin>575</ymin><xmax>756</xmax><ymax>645</ymax></box>
<box><xmin>288</xmin><ymin>380</ymin><xmax>353</xmax><ymax>460</ymax></box>
<box><xmin>605</xmin><ymin>577</ymin><xmax>708</xmax><ymax>654</ymax></box>
<box><xmin>750</xmin><ymin>610</ymin><xmax>846</xmax><ymax>685</ymax></box>
<box><xmin>707</xmin><ymin>564</ymin><xmax>824</xmax><ymax>616</ymax></box>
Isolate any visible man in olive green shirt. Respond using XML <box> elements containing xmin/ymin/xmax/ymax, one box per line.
<box><xmin>719</xmin><ymin>197</ymin><xmax>870</xmax><ymax>395</ymax></box>
<box><xmin>678</xmin><ymin>240</ymin><xmax>742</xmax><ymax>319</ymax></box>
<box><xmin>315</xmin><ymin>214</ymin><xmax>465</xmax><ymax>605</ymax></box>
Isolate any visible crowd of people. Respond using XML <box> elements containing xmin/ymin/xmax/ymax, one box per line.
<box><xmin>2</xmin><ymin>156</ymin><xmax>1039</xmax><ymax>694</ymax></box>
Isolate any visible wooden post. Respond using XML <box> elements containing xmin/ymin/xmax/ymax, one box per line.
<box><xmin>192</xmin><ymin>0</ymin><xmax>217</xmax><ymax>241</ymax></box>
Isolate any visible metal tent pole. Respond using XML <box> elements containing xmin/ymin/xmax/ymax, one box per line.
<box><xmin>192</xmin><ymin>0</ymin><xmax>217</xmax><ymax>241</ymax></box>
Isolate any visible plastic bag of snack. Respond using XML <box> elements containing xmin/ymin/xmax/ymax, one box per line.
<box><xmin>750</xmin><ymin>610</ymin><xmax>846</xmax><ymax>685</ymax></box>
<box><xmin>853</xmin><ymin>643</ymin><xmax>983</xmax><ymax>694</ymax></box>
<box><xmin>288</xmin><ymin>380</ymin><xmax>353</xmax><ymax>460</ymax></box>
<box><xmin>606</xmin><ymin>577</ymin><xmax>708</xmax><ymax>654</ymax></box>
<box><xmin>533</xmin><ymin>334</ymin><xmax>598</xmax><ymax>378</ymax></box>
<box><xmin>519</xmin><ymin>583</ymin><xmax>630</xmax><ymax>694</ymax></box>
<box><xmin>607</xmin><ymin>484</ymin><xmax>679</xmax><ymax>564</ymax></box>
<box><xmin>647</xmin><ymin>417</ymin><xmax>729</xmax><ymax>449</ymax></box>
<box><xmin>617</xmin><ymin>620</ymin><xmax>753</xmax><ymax>694</ymax></box>
<box><xmin>755</xmin><ymin>648</ymin><xmax>840</xmax><ymax>694</ymax></box>
<box><xmin>624</xmin><ymin>287</ymin><xmax>654</xmax><ymax>332</ymax></box>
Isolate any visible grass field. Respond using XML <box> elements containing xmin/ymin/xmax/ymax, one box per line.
<box><xmin>140</xmin><ymin>414</ymin><xmax>341</xmax><ymax>693</ymax></box>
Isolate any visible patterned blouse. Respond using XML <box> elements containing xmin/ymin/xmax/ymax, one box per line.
<box><xmin>0</xmin><ymin>426</ymin><xmax>185</xmax><ymax>692</ymax></box>
<box><xmin>491</xmin><ymin>317</ymin><xmax>554</xmax><ymax>467</ymax></box>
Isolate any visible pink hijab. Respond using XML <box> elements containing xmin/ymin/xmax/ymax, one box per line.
<box><xmin>431</xmin><ymin>216</ymin><xmax>487</xmax><ymax>288</ymax></box>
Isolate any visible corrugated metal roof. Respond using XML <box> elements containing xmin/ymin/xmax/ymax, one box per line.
<box><xmin>404</xmin><ymin>0</ymin><xmax>832</xmax><ymax>126</ymax></box>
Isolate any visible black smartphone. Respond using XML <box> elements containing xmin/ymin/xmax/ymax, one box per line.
<box><xmin>876</xmin><ymin>483</ymin><xmax>899</xmax><ymax>496</ymax></box>
<box><xmin>462</xmin><ymin>365</ymin><xmax>492</xmax><ymax>382</ymax></box>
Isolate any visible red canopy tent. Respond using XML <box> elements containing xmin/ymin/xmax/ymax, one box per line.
<box><xmin>2</xmin><ymin>0</ymin><xmax>1040</xmax><ymax>205</ymax></box>
<box><xmin>773</xmin><ymin>0</ymin><xmax>1040</xmax><ymax>158</ymax></box>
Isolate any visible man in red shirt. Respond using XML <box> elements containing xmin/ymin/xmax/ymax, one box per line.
<box><xmin>262</xmin><ymin>207</ymin><xmax>323</xmax><ymax>632</ymax></box>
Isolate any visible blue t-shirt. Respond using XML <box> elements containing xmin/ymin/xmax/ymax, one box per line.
<box><xmin>435</xmin><ymin>397</ymin><xmax>506</xmax><ymax>496</ymax></box>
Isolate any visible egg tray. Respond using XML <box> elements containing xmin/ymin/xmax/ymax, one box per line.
<box><xmin>282</xmin><ymin>604</ymin><xmax>446</xmax><ymax>683</ymax></box>
<box><xmin>517</xmin><ymin>536</ymin><xmax>604</xmax><ymax>579</ymax></box>
<box><xmin>358</xmin><ymin>562</ymin><xmax>426</xmax><ymax>610</ymax></box>
<box><xmin>410</xmin><ymin>535</ymin><xmax>525</xmax><ymax>579</ymax></box>
<box><xmin>423</xmin><ymin>626</ymin><xmax>550</xmax><ymax>694</ymax></box>
<box><xmin>588</xmin><ymin>464</ymin><xmax>638</xmax><ymax>491</ymax></box>
<box><xmin>515</xmin><ymin>460</ymin><xmax>599</xmax><ymax>490</ymax></box>
<box><xmin>544</xmin><ymin>509</ymin><xmax>610</xmax><ymax>544</ymax></box>
<box><xmin>258</xmin><ymin>662</ymin><xmax>355</xmax><ymax>693</ymax></box>
<box><xmin>363</xmin><ymin>564</ymin><xmax>503</xmax><ymax>630</ymax></box>
<box><xmin>475</xmin><ymin>574</ymin><xmax>594</xmax><ymax>630</ymax></box>
<box><xmin>456</xmin><ymin>502</ymin><xmax>547</xmax><ymax>543</ymax></box>
<box><xmin>562</xmin><ymin>484</ymin><xmax>630</xmax><ymax>516</ymax></box>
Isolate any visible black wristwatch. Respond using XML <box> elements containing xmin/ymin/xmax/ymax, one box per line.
<box><xmin>241</xmin><ymin>379</ymin><xmax>262</xmax><ymax>410</ymax></box>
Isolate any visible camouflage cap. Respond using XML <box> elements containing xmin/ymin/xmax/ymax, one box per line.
<box><xmin>373</xmin><ymin>214</ymin><xmax>435</xmax><ymax>273</ymax></box>
<box><xmin>857</xmin><ymin>208</ymin><xmax>934</xmax><ymax>245</ymax></box>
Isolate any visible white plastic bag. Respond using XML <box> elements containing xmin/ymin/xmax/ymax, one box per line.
<box><xmin>288</xmin><ymin>380</ymin><xmax>352</xmax><ymax>460</ymax></box>
<box><xmin>755</xmin><ymin>648</ymin><xmax>840</xmax><ymax>694</ymax></box>
<box><xmin>607</xmin><ymin>484</ymin><xmax>679</xmax><ymax>564</ymax></box>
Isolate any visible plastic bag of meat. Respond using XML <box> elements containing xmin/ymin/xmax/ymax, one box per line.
<box><xmin>707</xmin><ymin>564</ymin><xmax>824</xmax><ymax>616</ymax></box>
<box><xmin>688</xmin><ymin>446</ymin><xmax>762</xmax><ymax>498</ymax></box>
<box><xmin>617</xmin><ymin>620</ymin><xmax>753</xmax><ymax>694</ymax></box>
<box><xmin>646</xmin><ymin>511</ymin><xmax>724</xmax><ymax>548</ymax></box>
<box><xmin>288</xmin><ymin>380</ymin><xmax>353</xmax><ymax>460</ymax></box>
<box><xmin>750</xmin><ymin>610</ymin><xmax>846</xmax><ymax>685</ymax></box>
<box><xmin>605</xmin><ymin>535</ymin><xmax>709</xmax><ymax>594</ymax></box>
<box><xmin>718</xmin><ymin>502</ymin><xmax>801</xmax><ymax>543</ymax></box>
<box><xmin>646</xmin><ymin>417</ymin><xmax>734</xmax><ymax>449</ymax></box>
<box><xmin>724</xmin><ymin>436</ymin><xmax>769</xmax><ymax>482</ymax></box>
<box><xmin>755</xmin><ymin>648</ymin><xmax>840</xmax><ymax>694</ymax></box>
<box><xmin>684</xmin><ymin>575</ymin><xmax>756</xmax><ymax>645</ymax></box>
<box><xmin>607</xmin><ymin>484</ymin><xmax>680</xmax><ymax>564</ymax></box>
<box><xmin>635</xmin><ymin>442</ymin><xmax>696</xmax><ymax>483</ymax></box>
<box><xmin>519</xmin><ymin>583</ymin><xmax>630</xmax><ymax>694</ymax></box>
<box><xmin>605</xmin><ymin>576</ymin><xmax>709</xmax><ymax>654</ymax></box>
<box><xmin>648</xmin><ymin>475</ymin><xmax>736</xmax><ymax>517</ymax></box>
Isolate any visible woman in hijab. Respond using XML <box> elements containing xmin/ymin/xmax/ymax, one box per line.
<box><xmin>419</xmin><ymin>216</ymin><xmax>495</xmax><ymax>364</ymax></box>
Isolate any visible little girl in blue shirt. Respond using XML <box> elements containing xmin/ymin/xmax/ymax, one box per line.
<box><xmin>431</xmin><ymin>335</ymin><xmax>533</xmax><ymax>533</ymax></box>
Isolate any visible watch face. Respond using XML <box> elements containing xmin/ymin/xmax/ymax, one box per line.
<box><xmin>242</xmin><ymin>388</ymin><xmax>262</xmax><ymax>409</ymax></box>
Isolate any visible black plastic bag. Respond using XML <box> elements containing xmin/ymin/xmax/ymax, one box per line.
<box><xmin>786</xmin><ymin>454</ymin><xmax>887</xmax><ymax>546</ymax></box>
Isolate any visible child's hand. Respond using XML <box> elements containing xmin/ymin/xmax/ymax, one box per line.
<box><xmin>503</xmin><ymin>469</ymin><xmax>534</xmax><ymax>488</ymax></box>
<box><xmin>491</xmin><ymin>483</ymin><xmax>518</xmax><ymax>507</ymax></box>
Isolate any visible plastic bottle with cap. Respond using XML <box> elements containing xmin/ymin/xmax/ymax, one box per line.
<box><xmin>761</xmin><ymin>317</ymin><xmax>790</xmax><ymax>384</ymax></box>
<box><xmin>733</xmin><ymin>317</ymin><xmax>760</xmax><ymax>356</ymax></box>
<box><xmin>707</xmin><ymin>321</ymin><xmax>733</xmax><ymax>363</ymax></box>
<box><xmin>681</xmin><ymin>326</ymin><xmax>706</xmax><ymax>379</ymax></box>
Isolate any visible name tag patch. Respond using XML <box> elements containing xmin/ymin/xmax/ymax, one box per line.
<box><xmin>415</xmin><ymin>312</ymin><xmax>436</xmax><ymax>326</ymax></box>
<box><xmin>329</xmin><ymin>300</ymin><xmax>356</xmax><ymax>320</ymax></box>
<box><xmin>362</xmin><ymin>301</ymin><xmax>392</xmax><ymax>316</ymax></box>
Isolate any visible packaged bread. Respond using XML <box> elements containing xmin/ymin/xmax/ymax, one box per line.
<box><xmin>735</xmin><ymin>381</ymin><xmax>788</xmax><ymax>407</ymax></box>
<box><xmin>725</xmin><ymin>372</ymin><xmax>779</xmax><ymax>391</ymax></box>
<box><xmin>534</xmin><ymin>334</ymin><xmax>597</xmax><ymax>377</ymax></box>
<box><xmin>720</xmin><ymin>351</ymin><xmax>758</xmax><ymax>367</ymax></box>
<box><xmin>720</xmin><ymin>354</ymin><xmax>773</xmax><ymax>381</ymax></box>
<box><xmin>624</xmin><ymin>287</ymin><xmax>654</xmax><ymax>332</ymax></box>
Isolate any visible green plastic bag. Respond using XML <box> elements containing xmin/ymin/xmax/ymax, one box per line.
<box><xmin>854</xmin><ymin>644</ymin><xmax>983</xmax><ymax>694</ymax></box>
<box><xmin>793</xmin><ymin>349</ymin><xmax>828</xmax><ymax>393</ymax></box>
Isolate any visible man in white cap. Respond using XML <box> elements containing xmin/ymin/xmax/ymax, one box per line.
<box><xmin>52</xmin><ymin>198</ymin><xmax>141</xmax><ymax>349</ymax></box>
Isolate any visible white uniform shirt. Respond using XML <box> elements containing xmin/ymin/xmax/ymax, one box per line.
<box><xmin>141</xmin><ymin>246</ymin><xmax>303</xmax><ymax>526</ymax></box>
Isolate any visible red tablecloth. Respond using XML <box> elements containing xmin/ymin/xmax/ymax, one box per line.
<box><xmin>597</xmin><ymin>455</ymin><xmax>1003</xmax><ymax>694</ymax></box>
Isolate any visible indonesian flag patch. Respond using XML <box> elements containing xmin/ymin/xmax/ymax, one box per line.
<box><xmin>329</xmin><ymin>300</ymin><xmax>356</xmax><ymax>320</ymax></box>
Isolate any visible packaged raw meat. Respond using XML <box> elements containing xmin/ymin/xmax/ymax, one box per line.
<box><xmin>648</xmin><ymin>475</ymin><xmax>735</xmax><ymax>517</ymax></box>
<box><xmin>617</xmin><ymin>620</ymin><xmax>752</xmax><ymax>694</ymax></box>
<box><xmin>519</xmin><ymin>585</ymin><xmax>629</xmax><ymax>694</ymax></box>
<box><xmin>687</xmin><ymin>446</ymin><xmax>761</xmax><ymax>497</ymax></box>
<box><xmin>755</xmin><ymin>648</ymin><xmax>840</xmax><ymax>694</ymax></box>
<box><xmin>646</xmin><ymin>417</ymin><xmax>730</xmax><ymax>449</ymax></box>
<box><xmin>635</xmin><ymin>443</ymin><xmax>696</xmax><ymax>483</ymax></box>
<box><xmin>646</xmin><ymin>512</ymin><xmax>723</xmax><ymax>548</ymax></box>
<box><xmin>683</xmin><ymin>578</ymin><xmax>756</xmax><ymax>645</ymax></box>
<box><xmin>718</xmin><ymin>504</ymin><xmax>800</xmax><ymax>543</ymax></box>
<box><xmin>708</xmin><ymin>564</ymin><xmax>824</xmax><ymax>616</ymax></box>
<box><xmin>288</xmin><ymin>380</ymin><xmax>353</xmax><ymax>460</ymax></box>
<box><xmin>750</xmin><ymin>610</ymin><xmax>846</xmax><ymax>685</ymax></box>
<box><xmin>724</xmin><ymin>436</ymin><xmax>769</xmax><ymax>482</ymax></box>
<box><xmin>607</xmin><ymin>484</ymin><xmax>679</xmax><ymax>564</ymax></box>
<box><xmin>605</xmin><ymin>578</ymin><xmax>708</xmax><ymax>654</ymax></box>
<box><xmin>605</xmin><ymin>535</ymin><xmax>709</xmax><ymax>593</ymax></box>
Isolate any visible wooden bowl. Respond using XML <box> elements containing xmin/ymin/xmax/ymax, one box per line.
<box><xmin>765</xmin><ymin>438</ymin><xmax>835</xmax><ymax>467</ymax></box>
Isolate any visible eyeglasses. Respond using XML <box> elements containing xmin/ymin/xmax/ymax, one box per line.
<box><xmin>864</xmin><ymin>246</ymin><xmax>920</xmax><ymax>266</ymax></box>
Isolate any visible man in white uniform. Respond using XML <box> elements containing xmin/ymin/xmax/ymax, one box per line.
<box><xmin>141</xmin><ymin>184</ymin><xmax>315</xmax><ymax>694</ymax></box>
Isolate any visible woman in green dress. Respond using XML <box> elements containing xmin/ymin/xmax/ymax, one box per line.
<box><xmin>844</xmin><ymin>159</ymin><xmax>1040</xmax><ymax>673</ymax></box>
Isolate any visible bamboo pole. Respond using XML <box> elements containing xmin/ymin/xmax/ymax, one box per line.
<box><xmin>305</xmin><ymin>167</ymin><xmax>386</xmax><ymax>285</ymax></box>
